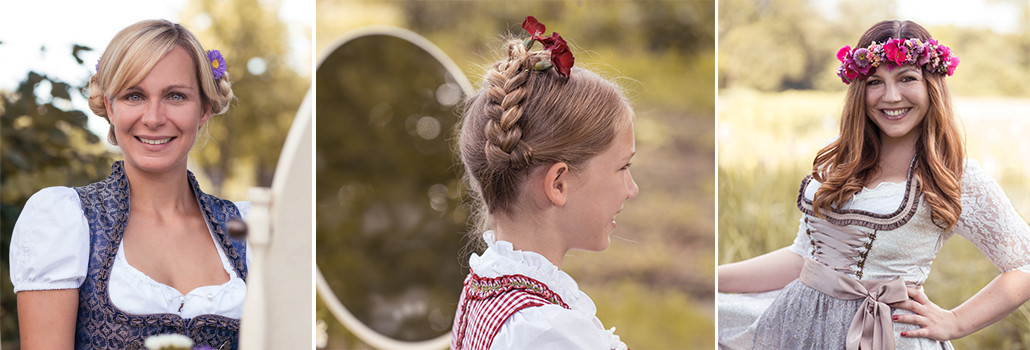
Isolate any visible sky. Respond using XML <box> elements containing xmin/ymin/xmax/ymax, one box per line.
<box><xmin>0</xmin><ymin>0</ymin><xmax>313</xmax><ymax>134</ymax></box>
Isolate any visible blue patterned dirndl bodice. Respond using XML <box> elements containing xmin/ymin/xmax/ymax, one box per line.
<box><xmin>73</xmin><ymin>161</ymin><xmax>248</xmax><ymax>350</ymax></box>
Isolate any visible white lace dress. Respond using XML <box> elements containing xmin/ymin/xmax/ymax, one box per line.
<box><xmin>719</xmin><ymin>159</ymin><xmax>1030</xmax><ymax>349</ymax></box>
<box><xmin>470</xmin><ymin>231</ymin><xmax>628</xmax><ymax>350</ymax></box>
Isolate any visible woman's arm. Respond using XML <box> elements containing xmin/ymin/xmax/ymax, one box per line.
<box><xmin>892</xmin><ymin>270</ymin><xmax>1030</xmax><ymax>341</ymax></box>
<box><xmin>17</xmin><ymin>289</ymin><xmax>79</xmax><ymax>349</ymax></box>
<box><xmin>718</xmin><ymin>247</ymin><xmax>804</xmax><ymax>293</ymax></box>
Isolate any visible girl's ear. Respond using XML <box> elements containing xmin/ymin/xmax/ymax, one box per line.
<box><xmin>543</xmin><ymin>162</ymin><xmax>569</xmax><ymax>207</ymax></box>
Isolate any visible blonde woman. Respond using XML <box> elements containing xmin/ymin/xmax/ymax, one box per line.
<box><xmin>450</xmin><ymin>16</ymin><xmax>635</xmax><ymax>350</ymax></box>
<box><xmin>11</xmin><ymin>19</ymin><xmax>246</xmax><ymax>349</ymax></box>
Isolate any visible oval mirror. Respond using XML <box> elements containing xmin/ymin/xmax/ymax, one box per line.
<box><xmin>315</xmin><ymin>27</ymin><xmax>473</xmax><ymax>347</ymax></box>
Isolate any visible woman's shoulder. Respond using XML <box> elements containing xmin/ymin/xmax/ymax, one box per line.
<box><xmin>22</xmin><ymin>186</ymin><xmax>83</xmax><ymax>215</ymax></box>
<box><xmin>960</xmin><ymin>158</ymin><xmax>995</xmax><ymax>190</ymax></box>
<box><xmin>11</xmin><ymin>186</ymin><xmax>91</xmax><ymax>292</ymax></box>
<box><xmin>494</xmin><ymin>304</ymin><xmax>616</xmax><ymax>349</ymax></box>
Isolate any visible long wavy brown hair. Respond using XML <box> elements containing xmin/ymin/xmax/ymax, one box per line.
<box><xmin>812</xmin><ymin>20</ymin><xmax>964</xmax><ymax>230</ymax></box>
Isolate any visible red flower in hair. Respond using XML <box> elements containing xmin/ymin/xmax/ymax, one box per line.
<box><xmin>882</xmin><ymin>39</ymin><xmax>908</xmax><ymax>65</ymax></box>
<box><xmin>544</xmin><ymin>33</ymin><xmax>574</xmax><ymax>77</ymax></box>
<box><xmin>521</xmin><ymin>16</ymin><xmax>575</xmax><ymax>77</ymax></box>
<box><xmin>522</xmin><ymin>16</ymin><xmax>546</xmax><ymax>37</ymax></box>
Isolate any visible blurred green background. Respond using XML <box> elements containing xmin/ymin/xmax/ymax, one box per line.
<box><xmin>0</xmin><ymin>0</ymin><xmax>310</xmax><ymax>348</ymax></box>
<box><xmin>718</xmin><ymin>0</ymin><xmax>1030</xmax><ymax>348</ymax></box>
<box><xmin>315</xmin><ymin>0</ymin><xmax>715</xmax><ymax>349</ymax></box>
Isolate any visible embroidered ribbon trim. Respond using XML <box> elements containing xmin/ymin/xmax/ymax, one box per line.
<box><xmin>800</xmin><ymin>258</ymin><xmax>909</xmax><ymax>350</ymax></box>
<box><xmin>464</xmin><ymin>272</ymin><xmax>568</xmax><ymax>308</ymax></box>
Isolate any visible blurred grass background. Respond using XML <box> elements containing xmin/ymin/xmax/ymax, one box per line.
<box><xmin>718</xmin><ymin>0</ymin><xmax>1030</xmax><ymax>348</ymax></box>
<box><xmin>316</xmin><ymin>0</ymin><xmax>715</xmax><ymax>348</ymax></box>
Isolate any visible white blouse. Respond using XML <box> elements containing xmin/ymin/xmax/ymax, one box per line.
<box><xmin>470</xmin><ymin>231</ymin><xmax>628</xmax><ymax>350</ymax></box>
<box><xmin>10</xmin><ymin>186</ymin><xmax>249</xmax><ymax>319</ymax></box>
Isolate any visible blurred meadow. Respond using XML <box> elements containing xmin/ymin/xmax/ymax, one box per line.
<box><xmin>0</xmin><ymin>0</ymin><xmax>310</xmax><ymax>347</ymax></box>
<box><xmin>315</xmin><ymin>1</ymin><xmax>715</xmax><ymax>349</ymax></box>
<box><xmin>719</xmin><ymin>0</ymin><xmax>1030</xmax><ymax>348</ymax></box>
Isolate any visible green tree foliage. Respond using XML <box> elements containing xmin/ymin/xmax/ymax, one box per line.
<box><xmin>0</xmin><ymin>45</ymin><xmax>113</xmax><ymax>348</ymax></box>
<box><xmin>180</xmin><ymin>0</ymin><xmax>310</xmax><ymax>194</ymax></box>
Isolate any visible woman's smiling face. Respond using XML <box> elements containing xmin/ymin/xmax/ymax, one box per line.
<box><xmin>864</xmin><ymin>65</ymin><xmax>929</xmax><ymax>143</ymax></box>
<box><xmin>106</xmin><ymin>45</ymin><xmax>209</xmax><ymax>175</ymax></box>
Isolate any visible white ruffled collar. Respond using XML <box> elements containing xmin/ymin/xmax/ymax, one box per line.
<box><xmin>469</xmin><ymin>231</ymin><xmax>627</xmax><ymax>349</ymax></box>
<box><xmin>469</xmin><ymin>231</ymin><xmax>594</xmax><ymax>313</ymax></box>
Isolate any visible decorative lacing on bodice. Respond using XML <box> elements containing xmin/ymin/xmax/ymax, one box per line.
<box><xmin>804</xmin><ymin>217</ymin><xmax>881</xmax><ymax>278</ymax></box>
<box><xmin>797</xmin><ymin>161</ymin><xmax>924</xmax><ymax>279</ymax></box>
<box><xmin>797</xmin><ymin>161</ymin><xmax>920</xmax><ymax>231</ymax></box>
<box><xmin>795</xmin><ymin>159</ymin><xmax>1030</xmax><ymax>279</ymax></box>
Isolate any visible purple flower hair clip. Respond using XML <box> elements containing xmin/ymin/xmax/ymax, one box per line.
<box><xmin>207</xmin><ymin>49</ymin><xmax>227</xmax><ymax>80</ymax></box>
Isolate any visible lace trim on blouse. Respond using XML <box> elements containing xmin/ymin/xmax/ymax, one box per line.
<box><xmin>797</xmin><ymin>160</ymin><xmax>920</xmax><ymax>231</ymax></box>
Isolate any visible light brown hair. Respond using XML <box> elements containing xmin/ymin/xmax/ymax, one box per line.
<box><xmin>88</xmin><ymin>19</ymin><xmax>234</xmax><ymax>144</ymax></box>
<box><xmin>812</xmin><ymin>20</ymin><xmax>964</xmax><ymax>230</ymax></box>
<box><xmin>458</xmin><ymin>38</ymin><xmax>633</xmax><ymax>244</ymax></box>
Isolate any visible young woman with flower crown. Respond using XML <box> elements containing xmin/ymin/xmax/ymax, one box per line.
<box><xmin>449</xmin><ymin>16</ymin><xmax>635</xmax><ymax>350</ymax></box>
<box><xmin>10</xmin><ymin>20</ymin><xmax>247</xmax><ymax>349</ymax></box>
<box><xmin>718</xmin><ymin>20</ymin><xmax>1030</xmax><ymax>349</ymax></box>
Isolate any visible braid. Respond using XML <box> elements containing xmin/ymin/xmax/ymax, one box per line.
<box><xmin>475</xmin><ymin>40</ymin><xmax>550</xmax><ymax>211</ymax></box>
<box><xmin>457</xmin><ymin>34</ymin><xmax>631</xmax><ymax>240</ymax></box>
<box><xmin>482</xmin><ymin>41</ymin><xmax>542</xmax><ymax>171</ymax></box>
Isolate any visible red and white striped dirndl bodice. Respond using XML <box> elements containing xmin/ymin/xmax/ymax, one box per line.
<box><xmin>451</xmin><ymin>271</ymin><xmax>570</xmax><ymax>350</ymax></box>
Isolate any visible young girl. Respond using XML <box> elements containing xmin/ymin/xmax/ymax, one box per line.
<box><xmin>718</xmin><ymin>20</ymin><xmax>1030</xmax><ymax>349</ymax></box>
<box><xmin>10</xmin><ymin>20</ymin><xmax>246</xmax><ymax>349</ymax></box>
<box><xmin>450</xmin><ymin>16</ymin><xmax>635</xmax><ymax>350</ymax></box>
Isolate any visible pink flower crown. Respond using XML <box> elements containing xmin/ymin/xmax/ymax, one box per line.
<box><xmin>835</xmin><ymin>37</ymin><xmax>959</xmax><ymax>85</ymax></box>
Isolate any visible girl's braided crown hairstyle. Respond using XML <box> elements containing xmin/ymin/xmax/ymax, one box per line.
<box><xmin>457</xmin><ymin>19</ymin><xmax>633</xmax><ymax>247</ymax></box>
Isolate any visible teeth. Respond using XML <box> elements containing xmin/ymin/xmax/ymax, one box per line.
<box><xmin>140</xmin><ymin>137</ymin><xmax>172</xmax><ymax>145</ymax></box>
<box><xmin>884</xmin><ymin>108</ymin><xmax>909</xmax><ymax>117</ymax></box>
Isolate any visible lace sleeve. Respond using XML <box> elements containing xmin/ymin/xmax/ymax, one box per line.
<box><xmin>953</xmin><ymin>160</ymin><xmax>1030</xmax><ymax>273</ymax></box>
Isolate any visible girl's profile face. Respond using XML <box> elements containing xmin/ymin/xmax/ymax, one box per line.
<box><xmin>106</xmin><ymin>45</ymin><xmax>210</xmax><ymax>175</ymax></box>
<box><xmin>560</xmin><ymin>117</ymin><xmax>639</xmax><ymax>252</ymax></box>
<box><xmin>864</xmin><ymin>65</ymin><xmax>929</xmax><ymax>144</ymax></box>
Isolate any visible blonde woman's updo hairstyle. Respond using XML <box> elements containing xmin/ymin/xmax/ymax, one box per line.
<box><xmin>458</xmin><ymin>36</ymin><xmax>633</xmax><ymax>231</ymax></box>
<box><xmin>88</xmin><ymin>19</ymin><xmax>234</xmax><ymax>144</ymax></box>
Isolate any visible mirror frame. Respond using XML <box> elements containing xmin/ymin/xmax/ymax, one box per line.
<box><xmin>314</xmin><ymin>25</ymin><xmax>474</xmax><ymax>349</ymax></box>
